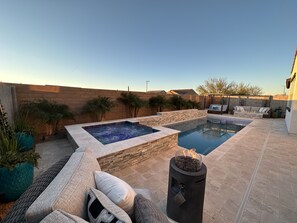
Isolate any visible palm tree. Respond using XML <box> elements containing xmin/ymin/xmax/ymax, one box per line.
<box><xmin>117</xmin><ymin>92</ymin><xmax>145</xmax><ymax>117</ymax></box>
<box><xmin>169</xmin><ymin>95</ymin><xmax>187</xmax><ymax>110</ymax></box>
<box><xmin>82</xmin><ymin>96</ymin><xmax>114</xmax><ymax>122</ymax></box>
<box><xmin>185</xmin><ymin>100</ymin><xmax>199</xmax><ymax>109</ymax></box>
<box><xmin>148</xmin><ymin>95</ymin><xmax>167</xmax><ymax>113</ymax></box>
<box><xmin>20</xmin><ymin>99</ymin><xmax>74</xmax><ymax>136</ymax></box>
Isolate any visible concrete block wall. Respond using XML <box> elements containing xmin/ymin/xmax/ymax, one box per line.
<box><xmin>1</xmin><ymin>83</ymin><xmax>204</xmax><ymax>136</ymax></box>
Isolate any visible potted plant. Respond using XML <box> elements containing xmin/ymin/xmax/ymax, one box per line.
<box><xmin>20</xmin><ymin>99</ymin><xmax>74</xmax><ymax>137</ymax></box>
<box><xmin>0</xmin><ymin>102</ymin><xmax>40</xmax><ymax>202</ymax></box>
<box><xmin>14</xmin><ymin>111</ymin><xmax>36</xmax><ymax>151</ymax></box>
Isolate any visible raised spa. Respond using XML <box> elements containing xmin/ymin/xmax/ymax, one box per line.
<box><xmin>83</xmin><ymin>121</ymin><xmax>159</xmax><ymax>145</ymax></box>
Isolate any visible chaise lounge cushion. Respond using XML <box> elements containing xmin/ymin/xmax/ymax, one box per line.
<box><xmin>25</xmin><ymin>149</ymin><xmax>100</xmax><ymax>223</ymax></box>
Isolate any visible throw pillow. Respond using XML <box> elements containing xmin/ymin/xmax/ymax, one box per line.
<box><xmin>263</xmin><ymin>107</ymin><xmax>270</xmax><ymax>113</ymax></box>
<box><xmin>251</xmin><ymin>107</ymin><xmax>260</xmax><ymax>112</ymax></box>
<box><xmin>40</xmin><ymin>210</ymin><xmax>88</xmax><ymax>223</ymax></box>
<box><xmin>212</xmin><ymin>105</ymin><xmax>221</xmax><ymax>111</ymax></box>
<box><xmin>134</xmin><ymin>194</ymin><xmax>169</xmax><ymax>223</ymax></box>
<box><xmin>259</xmin><ymin>107</ymin><xmax>265</xmax><ymax>113</ymax></box>
<box><xmin>87</xmin><ymin>188</ymin><xmax>132</xmax><ymax>223</ymax></box>
<box><xmin>94</xmin><ymin>171</ymin><xmax>136</xmax><ymax>215</ymax></box>
<box><xmin>237</xmin><ymin>106</ymin><xmax>244</xmax><ymax>112</ymax></box>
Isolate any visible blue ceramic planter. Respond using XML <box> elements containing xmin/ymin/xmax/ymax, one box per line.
<box><xmin>0</xmin><ymin>162</ymin><xmax>34</xmax><ymax>202</ymax></box>
<box><xmin>16</xmin><ymin>132</ymin><xmax>35</xmax><ymax>151</ymax></box>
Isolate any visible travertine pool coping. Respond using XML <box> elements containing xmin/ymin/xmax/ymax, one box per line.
<box><xmin>65</xmin><ymin>117</ymin><xmax>180</xmax><ymax>159</ymax></box>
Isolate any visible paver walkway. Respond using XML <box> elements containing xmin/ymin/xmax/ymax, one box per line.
<box><xmin>34</xmin><ymin>138</ymin><xmax>74</xmax><ymax>177</ymax></box>
<box><xmin>114</xmin><ymin>119</ymin><xmax>297</xmax><ymax>223</ymax></box>
<box><xmin>28</xmin><ymin>118</ymin><xmax>297</xmax><ymax>223</ymax></box>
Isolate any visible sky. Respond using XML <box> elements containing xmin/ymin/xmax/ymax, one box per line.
<box><xmin>0</xmin><ymin>0</ymin><xmax>296</xmax><ymax>95</ymax></box>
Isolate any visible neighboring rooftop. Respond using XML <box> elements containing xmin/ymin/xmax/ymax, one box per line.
<box><xmin>168</xmin><ymin>89</ymin><xmax>198</xmax><ymax>96</ymax></box>
<box><xmin>146</xmin><ymin>90</ymin><xmax>167</xmax><ymax>94</ymax></box>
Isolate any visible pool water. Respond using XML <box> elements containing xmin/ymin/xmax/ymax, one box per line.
<box><xmin>170</xmin><ymin>118</ymin><xmax>248</xmax><ymax>155</ymax></box>
<box><xmin>83</xmin><ymin>121</ymin><xmax>158</xmax><ymax>145</ymax></box>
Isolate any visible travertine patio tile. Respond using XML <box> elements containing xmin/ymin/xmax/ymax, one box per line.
<box><xmin>241</xmin><ymin>209</ymin><xmax>261</xmax><ymax>223</ymax></box>
<box><xmin>260</xmin><ymin>211</ymin><xmax>281</xmax><ymax>223</ymax></box>
<box><xmin>278</xmin><ymin>206</ymin><xmax>297</xmax><ymax>223</ymax></box>
<box><xmin>34</xmin><ymin>118</ymin><xmax>297</xmax><ymax>223</ymax></box>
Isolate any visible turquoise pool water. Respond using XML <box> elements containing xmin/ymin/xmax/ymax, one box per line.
<box><xmin>167</xmin><ymin>118</ymin><xmax>250</xmax><ymax>155</ymax></box>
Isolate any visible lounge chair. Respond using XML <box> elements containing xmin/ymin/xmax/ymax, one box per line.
<box><xmin>207</xmin><ymin>104</ymin><xmax>228</xmax><ymax>114</ymax></box>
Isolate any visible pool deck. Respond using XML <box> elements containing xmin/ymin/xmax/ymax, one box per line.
<box><xmin>32</xmin><ymin>118</ymin><xmax>297</xmax><ymax>222</ymax></box>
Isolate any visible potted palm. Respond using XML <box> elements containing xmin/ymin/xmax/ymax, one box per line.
<box><xmin>0</xmin><ymin>102</ymin><xmax>40</xmax><ymax>202</ymax></box>
<box><xmin>20</xmin><ymin>99</ymin><xmax>74</xmax><ymax>137</ymax></box>
<box><xmin>118</xmin><ymin>92</ymin><xmax>145</xmax><ymax>117</ymax></box>
<box><xmin>148</xmin><ymin>95</ymin><xmax>168</xmax><ymax>113</ymax></box>
<box><xmin>14</xmin><ymin>111</ymin><xmax>36</xmax><ymax>151</ymax></box>
<box><xmin>169</xmin><ymin>95</ymin><xmax>187</xmax><ymax>110</ymax></box>
<box><xmin>82</xmin><ymin>96</ymin><xmax>114</xmax><ymax>122</ymax></box>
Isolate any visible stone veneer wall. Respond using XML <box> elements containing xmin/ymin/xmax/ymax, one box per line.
<box><xmin>137</xmin><ymin>109</ymin><xmax>207</xmax><ymax>127</ymax></box>
<box><xmin>97</xmin><ymin>133</ymin><xmax>178</xmax><ymax>173</ymax></box>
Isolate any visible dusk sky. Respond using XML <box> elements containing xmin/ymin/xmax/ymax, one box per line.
<box><xmin>0</xmin><ymin>0</ymin><xmax>296</xmax><ymax>94</ymax></box>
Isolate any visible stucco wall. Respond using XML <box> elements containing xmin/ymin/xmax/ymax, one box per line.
<box><xmin>285</xmin><ymin>51</ymin><xmax>297</xmax><ymax>134</ymax></box>
<box><xmin>0</xmin><ymin>84</ymin><xmax>17</xmax><ymax>124</ymax></box>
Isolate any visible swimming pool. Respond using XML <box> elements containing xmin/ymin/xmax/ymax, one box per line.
<box><xmin>167</xmin><ymin>118</ymin><xmax>250</xmax><ymax>155</ymax></box>
<box><xmin>83</xmin><ymin>121</ymin><xmax>159</xmax><ymax>145</ymax></box>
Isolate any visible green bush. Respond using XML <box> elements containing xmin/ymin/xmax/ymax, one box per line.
<box><xmin>82</xmin><ymin>96</ymin><xmax>114</xmax><ymax>121</ymax></box>
<box><xmin>118</xmin><ymin>92</ymin><xmax>145</xmax><ymax>117</ymax></box>
<box><xmin>148</xmin><ymin>95</ymin><xmax>168</xmax><ymax>112</ymax></box>
<box><xmin>20</xmin><ymin>99</ymin><xmax>74</xmax><ymax>135</ymax></box>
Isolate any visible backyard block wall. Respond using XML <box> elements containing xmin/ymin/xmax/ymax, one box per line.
<box><xmin>137</xmin><ymin>109</ymin><xmax>207</xmax><ymax>126</ymax></box>
<box><xmin>97</xmin><ymin>133</ymin><xmax>178</xmax><ymax>173</ymax></box>
<box><xmin>0</xmin><ymin>82</ymin><xmax>204</xmax><ymax>137</ymax></box>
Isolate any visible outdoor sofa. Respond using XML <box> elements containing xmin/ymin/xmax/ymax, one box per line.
<box><xmin>2</xmin><ymin>148</ymin><xmax>175</xmax><ymax>223</ymax></box>
<box><xmin>233</xmin><ymin>106</ymin><xmax>271</xmax><ymax>118</ymax></box>
<box><xmin>207</xmin><ymin>104</ymin><xmax>228</xmax><ymax>114</ymax></box>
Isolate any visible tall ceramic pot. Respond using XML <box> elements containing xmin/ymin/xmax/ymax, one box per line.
<box><xmin>0</xmin><ymin>162</ymin><xmax>34</xmax><ymax>202</ymax></box>
<box><xmin>16</xmin><ymin>132</ymin><xmax>35</xmax><ymax>151</ymax></box>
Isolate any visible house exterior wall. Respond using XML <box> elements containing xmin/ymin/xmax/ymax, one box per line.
<box><xmin>0</xmin><ymin>85</ymin><xmax>17</xmax><ymax>124</ymax></box>
<box><xmin>285</xmin><ymin>50</ymin><xmax>297</xmax><ymax>134</ymax></box>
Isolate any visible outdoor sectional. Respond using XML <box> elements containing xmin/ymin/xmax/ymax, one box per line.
<box><xmin>2</xmin><ymin>148</ymin><xmax>175</xmax><ymax>223</ymax></box>
<box><xmin>233</xmin><ymin>106</ymin><xmax>271</xmax><ymax>118</ymax></box>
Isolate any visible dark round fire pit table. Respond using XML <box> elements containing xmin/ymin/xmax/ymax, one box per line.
<box><xmin>166</xmin><ymin>157</ymin><xmax>207</xmax><ymax>223</ymax></box>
